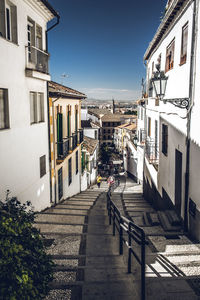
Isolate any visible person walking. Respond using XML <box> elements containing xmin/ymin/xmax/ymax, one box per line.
<box><xmin>97</xmin><ymin>174</ymin><xmax>102</xmax><ymax>188</ymax></box>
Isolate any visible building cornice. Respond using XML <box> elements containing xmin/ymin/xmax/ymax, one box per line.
<box><xmin>144</xmin><ymin>0</ymin><xmax>192</xmax><ymax>61</ymax></box>
<box><xmin>23</xmin><ymin>0</ymin><xmax>57</xmax><ymax>22</ymax></box>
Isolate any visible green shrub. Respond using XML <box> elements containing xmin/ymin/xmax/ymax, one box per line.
<box><xmin>0</xmin><ymin>194</ymin><xmax>54</xmax><ymax>300</ymax></box>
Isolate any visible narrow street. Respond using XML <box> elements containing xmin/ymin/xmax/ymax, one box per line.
<box><xmin>34</xmin><ymin>176</ymin><xmax>200</xmax><ymax>299</ymax></box>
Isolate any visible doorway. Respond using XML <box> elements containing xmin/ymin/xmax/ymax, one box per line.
<box><xmin>175</xmin><ymin>149</ymin><xmax>182</xmax><ymax>215</ymax></box>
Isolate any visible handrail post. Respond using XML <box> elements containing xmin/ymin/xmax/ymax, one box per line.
<box><xmin>113</xmin><ymin>206</ymin><xmax>116</xmax><ymax>236</ymax></box>
<box><xmin>119</xmin><ymin>217</ymin><xmax>123</xmax><ymax>255</ymax></box>
<box><xmin>141</xmin><ymin>231</ymin><xmax>146</xmax><ymax>300</ymax></box>
<box><xmin>128</xmin><ymin>223</ymin><xmax>132</xmax><ymax>273</ymax></box>
<box><xmin>107</xmin><ymin>194</ymin><xmax>112</xmax><ymax>225</ymax></box>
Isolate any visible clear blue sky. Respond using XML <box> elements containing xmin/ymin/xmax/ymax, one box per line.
<box><xmin>48</xmin><ymin>0</ymin><xmax>166</xmax><ymax>100</ymax></box>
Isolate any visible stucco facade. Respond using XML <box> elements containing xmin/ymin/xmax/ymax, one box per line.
<box><xmin>0</xmin><ymin>0</ymin><xmax>58</xmax><ymax>211</ymax></box>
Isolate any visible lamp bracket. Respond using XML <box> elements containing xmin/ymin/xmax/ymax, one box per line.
<box><xmin>162</xmin><ymin>97</ymin><xmax>189</xmax><ymax>109</ymax></box>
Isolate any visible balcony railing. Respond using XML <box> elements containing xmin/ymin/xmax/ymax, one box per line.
<box><xmin>78</xmin><ymin>129</ymin><xmax>84</xmax><ymax>144</ymax></box>
<box><xmin>145</xmin><ymin>139</ymin><xmax>159</xmax><ymax>164</ymax></box>
<box><xmin>26</xmin><ymin>45</ymin><xmax>49</xmax><ymax>74</ymax></box>
<box><xmin>57</xmin><ymin>138</ymin><xmax>70</xmax><ymax>161</ymax></box>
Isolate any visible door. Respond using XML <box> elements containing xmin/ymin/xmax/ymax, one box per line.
<box><xmin>175</xmin><ymin>149</ymin><xmax>182</xmax><ymax>215</ymax></box>
<box><xmin>58</xmin><ymin>167</ymin><xmax>63</xmax><ymax>201</ymax></box>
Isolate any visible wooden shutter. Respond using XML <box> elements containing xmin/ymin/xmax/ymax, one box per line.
<box><xmin>0</xmin><ymin>0</ymin><xmax>6</xmax><ymax>38</ymax></box>
<box><xmin>11</xmin><ymin>5</ymin><xmax>18</xmax><ymax>44</ymax></box>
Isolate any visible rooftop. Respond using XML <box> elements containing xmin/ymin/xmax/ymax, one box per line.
<box><xmin>88</xmin><ymin>109</ymin><xmax>111</xmax><ymax>118</ymax></box>
<box><xmin>82</xmin><ymin>136</ymin><xmax>98</xmax><ymax>155</ymax></box>
<box><xmin>49</xmin><ymin>81</ymin><xmax>87</xmax><ymax>99</ymax></box>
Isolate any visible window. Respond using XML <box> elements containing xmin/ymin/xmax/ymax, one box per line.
<box><xmin>162</xmin><ymin>124</ymin><xmax>168</xmax><ymax>156</ymax></box>
<box><xmin>152</xmin><ymin>61</ymin><xmax>154</xmax><ymax>74</ymax></box>
<box><xmin>103</xmin><ymin>135</ymin><xmax>106</xmax><ymax>140</ymax></box>
<box><xmin>165</xmin><ymin>39</ymin><xmax>175</xmax><ymax>72</ymax></box>
<box><xmin>40</xmin><ymin>155</ymin><xmax>46</xmax><ymax>178</ymax></box>
<box><xmin>0</xmin><ymin>88</ymin><xmax>9</xmax><ymax>129</ymax></box>
<box><xmin>38</xmin><ymin>93</ymin><xmax>44</xmax><ymax>122</ymax></box>
<box><xmin>58</xmin><ymin>167</ymin><xmax>63</xmax><ymax>200</ymax></box>
<box><xmin>148</xmin><ymin>117</ymin><xmax>151</xmax><ymax>137</ymax></box>
<box><xmin>155</xmin><ymin>120</ymin><xmax>158</xmax><ymax>158</ymax></box>
<box><xmin>141</xmin><ymin>108</ymin><xmax>143</xmax><ymax>120</ymax></box>
<box><xmin>180</xmin><ymin>23</ymin><xmax>188</xmax><ymax>65</ymax></box>
<box><xmin>68</xmin><ymin>157</ymin><xmax>72</xmax><ymax>185</ymax></box>
<box><xmin>95</xmin><ymin>130</ymin><xmax>97</xmax><ymax>139</ymax></box>
<box><xmin>76</xmin><ymin>150</ymin><xmax>78</xmax><ymax>174</ymax></box>
<box><xmin>30</xmin><ymin>92</ymin><xmax>44</xmax><ymax>124</ymax></box>
<box><xmin>0</xmin><ymin>0</ymin><xmax>17</xmax><ymax>43</ymax></box>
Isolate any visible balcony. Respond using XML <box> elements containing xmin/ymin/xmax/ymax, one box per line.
<box><xmin>145</xmin><ymin>139</ymin><xmax>159</xmax><ymax>165</ymax></box>
<box><xmin>57</xmin><ymin>138</ymin><xmax>70</xmax><ymax>163</ymax></box>
<box><xmin>25</xmin><ymin>46</ymin><xmax>50</xmax><ymax>80</ymax></box>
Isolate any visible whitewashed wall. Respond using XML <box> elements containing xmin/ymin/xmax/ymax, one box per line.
<box><xmin>0</xmin><ymin>0</ymin><xmax>52</xmax><ymax>211</ymax></box>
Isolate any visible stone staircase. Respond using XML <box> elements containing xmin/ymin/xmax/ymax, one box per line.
<box><xmin>34</xmin><ymin>188</ymin><xmax>137</xmax><ymax>300</ymax></box>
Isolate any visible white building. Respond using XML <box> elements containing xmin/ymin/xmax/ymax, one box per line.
<box><xmin>0</xmin><ymin>0</ymin><xmax>59</xmax><ymax>211</ymax></box>
<box><xmin>81</xmin><ymin>120</ymin><xmax>99</xmax><ymax>140</ymax></box>
<box><xmin>143</xmin><ymin>0</ymin><xmax>200</xmax><ymax>240</ymax></box>
<box><xmin>81</xmin><ymin>136</ymin><xmax>99</xmax><ymax>190</ymax></box>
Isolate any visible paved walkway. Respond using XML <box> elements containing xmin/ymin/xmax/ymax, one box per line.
<box><xmin>34</xmin><ymin>177</ymin><xmax>200</xmax><ymax>299</ymax></box>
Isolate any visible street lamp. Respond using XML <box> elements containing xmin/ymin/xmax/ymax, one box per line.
<box><xmin>151</xmin><ymin>64</ymin><xmax>190</xmax><ymax>109</ymax></box>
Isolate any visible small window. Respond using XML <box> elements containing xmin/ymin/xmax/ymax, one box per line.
<box><xmin>40</xmin><ymin>155</ymin><xmax>46</xmax><ymax>178</ymax></box>
<box><xmin>0</xmin><ymin>1</ymin><xmax>18</xmax><ymax>43</ymax></box>
<box><xmin>152</xmin><ymin>61</ymin><xmax>154</xmax><ymax>74</ymax></box>
<box><xmin>162</xmin><ymin>124</ymin><xmax>168</xmax><ymax>156</ymax></box>
<box><xmin>165</xmin><ymin>39</ymin><xmax>175</xmax><ymax>72</ymax></box>
<box><xmin>76</xmin><ymin>150</ymin><xmax>78</xmax><ymax>174</ymax></box>
<box><xmin>95</xmin><ymin>130</ymin><xmax>97</xmax><ymax>139</ymax></box>
<box><xmin>180</xmin><ymin>23</ymin><xmax>188</xmax><ymax>65</ymax></box>
<box><xmin>38</xmin><ymin>93</ymin><xmax>44</xmax><ymax>122</ymax></box>
<box><xmin>148</xmin><ymin>117</ymin><xmax>151</xmax><ymax>137</ymax></box>
<box><xmin>68</xmin><ymin>157</ymin><xmax>72</xmax><ymax>185</ymax></box>
<box><xmin>30</xmin><ymin>92</ymin><xmax>44</xmax><ymax>124</ymax></box>
<box><xmin>0</xmin><ymin>88</ymin><xmax>9</xmax><ymax>129</ymax></box>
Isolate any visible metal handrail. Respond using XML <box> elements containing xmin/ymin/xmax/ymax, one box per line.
<box><xmin>107</xmin><ymin>192</ymin><xmax>146</xmax><ymax>300</ymax></box>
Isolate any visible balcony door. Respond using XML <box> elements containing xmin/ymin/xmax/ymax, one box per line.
<box><xmin>175</xmin><ymin>149</ymin><xmax>182</xmax><ymax>215</ymax></box>
<box><xmin>57</xmin><ymin>112</ymin><xmax>63</xmax><ymax>157</ymax></box>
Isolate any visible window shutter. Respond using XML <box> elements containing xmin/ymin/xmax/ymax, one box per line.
<box><xmin>0</xmin><ymin>0</ymin><xmax>6</xmax><ymax>38</ymax></box>
<box><xmin>11</xmin><ymin>5</ymin><xmax>18</xmax><ymax>44</ymax></box>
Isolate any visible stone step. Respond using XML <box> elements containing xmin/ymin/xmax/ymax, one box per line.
<box><xmin>34</xmin><ymin>223</ymin><xmax>84</xmax><ymax>234</ymax></box>
<box><xmin>36</xmin><ymin>214</ymin><xmax>86</xmax><ymax>224</ymax></box>
<box><xmin>63</xmin><ymin>200</ymin><xmax>94</xmax><ymax>205</ymax></box>
<box><xmin>56</xmin><ymin>204</ymin><xmax>91</xmax><ymax>209</ymax></box>
<box><xmin>158</xmin><ymin>211</ymin><xmax>182</xmax><ymax>232</ymax></box>
<box><xmin>46</xmin><ymin>208</ymin><xmax>89</xmax><ymax>215</ymax></box>
<box><xmin>166</xmin><ymin>210</ymin><xmax>182</xmax><ymax>226</ymax></box>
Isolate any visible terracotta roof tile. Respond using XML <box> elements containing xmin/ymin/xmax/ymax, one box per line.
<box><xmin>82</xmin><ymin>136</ymin><xmax>98</xmax><ymax>155</ymax></box>
<box><xmin>49</xmin><ymin>81</ymin><xmax>86</xmax><ymax>98</ymax></box>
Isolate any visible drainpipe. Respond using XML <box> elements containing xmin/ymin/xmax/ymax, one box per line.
<box><xmin>45</xmin><ymin>14</ymin><xmax>60</xmax><ymax>204</ymax></box>
<box><xmin>184</xmin><ymin>0</ymin><xmax>198</xmax><ymax>231</ymax></box>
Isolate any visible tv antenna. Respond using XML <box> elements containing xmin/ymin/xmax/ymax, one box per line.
<box><xmin>60</xmin><ymin>73</ymin><xmax>70</xmax><ymax>85</ymax></box>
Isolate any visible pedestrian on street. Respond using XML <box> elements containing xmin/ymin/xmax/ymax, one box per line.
<box><xmin>107</xmin><ymin>175</ymin><xmax>115</xmax><ymax>191</ymax></box>
<box><xmin>97</xmin><ymin>174</ymin><xmax>102</xmax><ymax>188</ymax></box>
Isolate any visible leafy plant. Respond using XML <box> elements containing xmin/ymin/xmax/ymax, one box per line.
<box><xmin>0</xmin><ymin>193</ymin><xmax>54</xmax><ymax>300</ymax></box>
